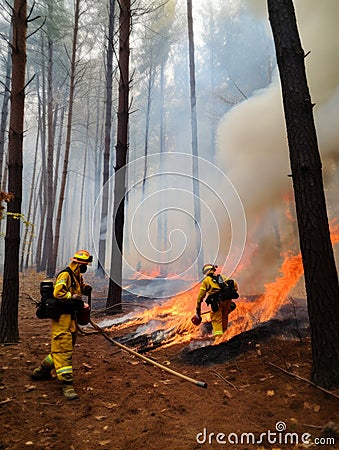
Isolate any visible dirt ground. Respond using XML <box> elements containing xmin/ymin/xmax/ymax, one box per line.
<box><xmin>0</xmin><ymin>275</ymin><xmax>338</xmax><ymax>450</ymax></box>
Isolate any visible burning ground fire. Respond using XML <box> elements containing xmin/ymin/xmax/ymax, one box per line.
<box><xmin>105</xmin><ymin>222</ymin><xmax>339</xmax><ymax>348</ymax></box>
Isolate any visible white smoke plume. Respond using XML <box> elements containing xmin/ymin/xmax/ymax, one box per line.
<box><xmin>216</xmin><ymin>0</ymin><xmax>339</xmax><ymax>292</ymax></box>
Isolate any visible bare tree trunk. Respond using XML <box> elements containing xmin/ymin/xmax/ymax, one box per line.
<box><xmin>20</xmin><ymin>120</ymin><xmax>40</xmax><ymax>271</ymax></box>
<box><xmin>53</xmin><ymin>105</ymin><xmax>64</xmax><ymax>205</ymax></box>
<box><xmin>97</xmin><ymin>0</ymin><xmax>116</xmax><ymax>278</ymax></box>
<box><xmin>25</xmin><ymin>169</ymin><xmax>41</xmax><ymax>269</ymax></box>
<box><xmin>270</xmin><ymin>209</ymin><xmax>282</xmax><ymax>253</ymax></box>
<box><xmin>158</xmin><ymin>59</ymin><xmax>167</xmax><ymax>277</ymax></box>
<box><xmin>268</xmin><ymin>0</ymin><xmax>339</xmax><ymax>389</ymax></box>
<box><xmin>207</xmin><ymin>9</ymin><xmax>217</xmax><ymax>155</ymax></box>
<box><xmin>0</xmin><ymin>26</ymin><xmax>11</xmax><ymax>186</ymax></box>
<box><xmin>142</xmin><ymin>62</ymin><xmax>154</xmax><ymax>190</ymax></box>
<box><xmin>0</xmin><ymin>41</ymin><xmax>11</xmax><ymax>242</ymax></box>
<box><xmin>76</xmin><ymin>96</ymin><xmax>90</xmax><ymax>250</ymax></box>
<box><xmin>107</xmin><ymin>0</ymin><xmax>130</xmax><ymax>312</ymax></box>
<box><xmin>0</xmin><ymin>0</ymin><xmax>27</xmax><ymax>343</ymax></box>
<box><xmin>187</xmin><ymin>0</ymin><xmax>203</xmax><ymax>276</ymax></box>
<box><xmin>36</xmin><ymin>174</ymin><xmax>47</xmax><ymax>272</ymax></box>
<box><xmin>52</xmin><ymin>0</ymin><xmax>81</xmax><ymax>276</ymax></box>
<box><xmin>36</xmin><ymin>46</ymin><xmax>48</xmax><ymax>272</ymax></box>
<box><xmin>94</xmin><ymin>71</ymin><xmax>103</xmax><ymax>205</ymax></box>
<box><xmin>44</xmin><ymin>26</ymin><xmax>55</xmax><ymax>277</ymax></box>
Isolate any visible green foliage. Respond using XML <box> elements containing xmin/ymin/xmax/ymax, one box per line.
<box><xmin>35</xmin><ymin>0</ymin><xmax>72</xmax><ymax>41</ymax></box>
<box><xmin>0</xmin><ymin>191</ymin><xmax>34</xmax><ymax>238</ymax></box>
<box><xmin>0</xmin><ymin>191</ymin><xmax>14</xmax><ymax>220</ymax></box>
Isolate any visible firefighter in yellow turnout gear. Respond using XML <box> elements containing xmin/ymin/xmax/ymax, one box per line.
<box><xmin>32</xmin><ymin>250</ymin><xmax>93</xmax><ymax>400</ymax></box>
<box><xmin>195</xmin><ymin>264</ymin><xmax>239</xmax><ymax>340</ymax></box>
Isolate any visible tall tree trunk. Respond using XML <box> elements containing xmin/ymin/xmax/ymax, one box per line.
<box><xmin>97</xmin><ymin>0</ymin><xmax>116</xmax><ymax>278</ymax></box>
<box><xmin>94</xmin><ymin>71</ymin><xmax>103</xmax><ymax>207</ymax></box>
<box><xmin>0</xmin><ymin>41</ymin><xmax>11</xmax><ymax>246</ymax></box>
<box><xmin>158</xmin><ymin>59</ymin><xmax>167</xmax><ymax>277</ymax></box>
<box><xmin>36</xmin><ymin>44</ymin><xmax>48</xmax><ymax>272</ymax></box>
<box><xmin>268</xmin><ymin>0</ymin><xmax>339</xmax><ymax>389</ymax></box>
<box><xmin>52</xmin><ymin>0</ymin><xmax>81</xmax><ymax>276</ymax></box>
<box><xmin>36</xmin><ymin>174</ymin><xmax>47</xmax><ymax>272</ymax></box>
<box><xmin>207</xmin><ymin>8</ymin><xmax>217</xmax><ymax>155</ymax></box>
<box><xmin>25</xmin><ymin>169</ymin><xmax>41</xmax><ymax>269</ymax></box>
<box><xmin>44</xmin><ymin>26</ymin><xmax>55</xmax><ymax>277</ymax></box>
<box><xmin>0</xmin><ymin>26</ymin><xmax>12</xmax><ymax>186</ymax></box>
<box><xmin>20</xmin><ymin>120</ymin><xmax>40</xmax><ymax>271</ymax></box>
<box><xmin>187</xmin><ymin>0</ymin><xmax>203</xmax><ymax>277</ymax></box>
<box><xmin>53</xmin><ymin>104</ymin><xmax>64</xmax><ymax>205</ymax></box>
<box><xmin>0</xmin><ymin>0</ymin><xmax>27</xmax><ymax>343</ymax></box>
<box><xmin>76</xmin><ymin>96</ymin><xmax>90</xmax><ymax>250</ymax></box>
<box><xmin>142</xmin><ymin>62</ymin><xmax>154</xmax><ymax>190</ymax></box>
<box><xmin>107</xmin><ymin>0</ymin><xmax>130</xmax><ymax>312</ymax></box>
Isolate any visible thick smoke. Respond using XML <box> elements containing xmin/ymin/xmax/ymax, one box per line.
<box><xmin>216</xmin><ymin>0</ymin><xmax>339</xmax><ymax>293</ymax></box>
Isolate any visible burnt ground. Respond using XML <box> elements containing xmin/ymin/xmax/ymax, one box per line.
<box><xmin>0</xmin><ymin>273</ymin><xmax>338</xmax><ymax>450</ymax></box>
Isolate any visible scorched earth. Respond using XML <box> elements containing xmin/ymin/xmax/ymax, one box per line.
<box><xmin>0</xmin><ymin>271</ymin><xmax>338</xmax><ymax>450</ymax></box>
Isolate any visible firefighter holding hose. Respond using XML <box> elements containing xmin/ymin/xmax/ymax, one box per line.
<box><xmin>31</xmin><ymin>250</ymin><xmax>93</xmax><ymax>400</ymax></box>
<box><xmin>193</xmin><ymin>264</ymin><xmax>239</xmax><ymax>341</ymax></box>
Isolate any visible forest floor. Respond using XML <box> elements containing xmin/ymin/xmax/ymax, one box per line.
<box><xmin>0</xmin><ymin>272</ymin><xmax>338</xmax><ymax>450</ymax></box>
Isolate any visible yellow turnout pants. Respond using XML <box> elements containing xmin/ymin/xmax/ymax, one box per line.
<box><xmin>210</xmin><ymin>299</ymin><xmax>231</xmax><ymax>338</ymax></box>
<box><xmin>41</xmin><ymin>314</ymin><xmax>77</xmax><ymax>382</ymax></box>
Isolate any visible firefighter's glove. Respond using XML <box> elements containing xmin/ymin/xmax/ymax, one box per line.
<box><xmin>71</xmin><ymin>294</ymin><xmax>84</xmax><ymax>311</ymax></box>
<box><xmin>196</xmin><ymin>306</ymin><xmax>201</xmax><ymax>318</ymax></box>
<box><xmin>82</xmin><ymin>284</ymin><xmax>92</xmax><ymax>296</ymax></box>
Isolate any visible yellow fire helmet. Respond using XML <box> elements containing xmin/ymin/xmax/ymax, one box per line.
<box><xmin>71</xmin><ymin>250</ymin><xmax>93</xmax><ymax>265</ymax></box>
<box><xmin>202</xmin><ymin>263</ymin><xmax>217</xmax><ymax>275</ymax></box>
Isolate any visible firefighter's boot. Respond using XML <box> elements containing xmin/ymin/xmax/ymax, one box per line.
<box><xmin>31</xmin><ymin>365</ymin><xmax>52</xmax><ymax>381</ymax></box>
<box><xmin>62</xmin><ymin>383</ymin><xmax>79</xmax><ymax>400</ymax></box>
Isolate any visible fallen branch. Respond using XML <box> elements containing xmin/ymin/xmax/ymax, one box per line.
<box><xmin>22</xmin><ymin>292</ymin><xmax>38</xmax><ymax>304</ymax></box>
<box><xmin>268</xmin><ymin>362</ymin><xmax>339</xmax><ymax>400</ymax></box>
<box><xmin>211</xmin><ymin>370</ymin><xmax>238</xmax><ymax>391</ymax></box>
<box><xmin>302</xmin><ymin>424</ymin><xmax>323</xmax><ymax>429</ymax></box>
<box><xmin>76</xmin><ymin>324</ymin><xmax>98</xmax><ymax>335</ymax></box>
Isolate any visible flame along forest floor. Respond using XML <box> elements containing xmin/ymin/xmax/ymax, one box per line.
<box><xmin>0</xmin><ymin>273</ymin><xmax>338</xmax><ymax>450</ymax></box>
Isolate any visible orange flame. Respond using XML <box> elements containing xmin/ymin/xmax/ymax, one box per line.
<box><xmin>130</xmin><ymin>267</ymin><xmax>194</xmax><ymax>281</ymax></box>
<box><xmin>219</xmin><ymin>252</ymin><xmax>304</xmax><ymax>343</ymax></box>
<box><xmin>109</xmin><ymin>220</ymin><xmax>338</xmax><ymax>347</ymax></box>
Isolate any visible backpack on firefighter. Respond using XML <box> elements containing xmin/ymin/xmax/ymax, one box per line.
<box><xmin>36</xmin><ymin>268</ymin><xmax>90</xmax><ymax>324</ymax></box>
<box><xmin>205</xmin><ymin>274</ymin><xmax>239</xmax><ymax>313</ymax></box>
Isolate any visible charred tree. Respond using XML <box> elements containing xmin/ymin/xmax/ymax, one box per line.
<box><xmin>107</xmin><ymin>0</ymin><xmax>131</xmax><ymax>313</ymax></box>
<box><xmin>268</xmin><ymin>0</ymin><xmax>339</xmax><ymax>388</ymax></box>
<box><xmin>0</xmin><ymin>0</ymin><xmax>27</xmax><ymax>343</ymax></box>
<box><xmin>97</xmin><ymin>0</ymin><xmax>116</xmax><ymax>278</ymax></box>
<box><xmin>187</xmin><ymin>0</ymin><xmax>203</xmax><ymax>276</ymax></box>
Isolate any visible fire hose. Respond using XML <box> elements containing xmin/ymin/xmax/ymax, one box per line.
<box><xmin>85</xmin><ymin>294</ymin><xmax>207</xmax><ymax>388</ymax></box>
